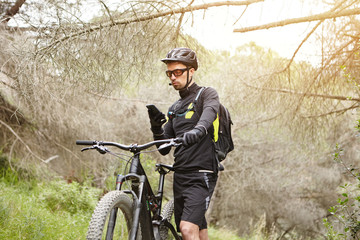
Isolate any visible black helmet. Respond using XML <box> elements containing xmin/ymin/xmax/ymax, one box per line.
<box><xmin>161</xmin><ymin>47</ymin><xmax>198</xmax><ymax>70</ymax></box>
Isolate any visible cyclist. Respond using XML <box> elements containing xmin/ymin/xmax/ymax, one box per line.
<box><xmin>148</xmin><ymin>47</ymin><xmax>220</xmax><ymax>240</ymax></box>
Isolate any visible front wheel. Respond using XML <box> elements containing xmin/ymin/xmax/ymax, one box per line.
<box><xmin>86</xmin><ymin>191</ymin><xmax>142</xmax><ymax>240</ymax></box>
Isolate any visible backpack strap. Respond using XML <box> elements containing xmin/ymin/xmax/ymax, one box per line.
<box><xmin>193</xmin><ymin>87</ymin><xmax>205</xmax><ymax>104</ymax></box>
<box><xmin>185</xmin><ymin>87</ymin><xmax>205</xmax><ymax>116</ymax></box>
<box><xmin>168</xmin><ymin>87</ymin><xmax>206</xmax><ymax>119</ymax></box>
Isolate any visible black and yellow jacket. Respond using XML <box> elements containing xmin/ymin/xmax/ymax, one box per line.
<box><xmin>154</xmin><ymin>83</ymin><xmax>220</xmax><ymax>172</ymax></box>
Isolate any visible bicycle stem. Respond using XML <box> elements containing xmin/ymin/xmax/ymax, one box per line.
<box><xmin>129</xmin><ymin>152</ymin><xmax>141</xmax><ymax>174</ymax></box>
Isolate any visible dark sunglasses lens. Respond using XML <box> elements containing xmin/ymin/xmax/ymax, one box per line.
<box><xmin>173</xmin><ymin>69</ymin><xmax>184</xmax><ymax>77</ymax></box>
<box><xmin>165</xmin><ymin>68</ymin><xmax>187</xmax><ymax>77</ymax></box>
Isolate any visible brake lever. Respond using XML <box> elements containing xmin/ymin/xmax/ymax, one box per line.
<box><xmin>81</xmin><ymin>146</ymin><xmax>95</xmax><ymax>152</ymax></box>
<box><xmin>157</xmin><ymin>143</ymin><xmax>170</xmax><ymax>150</ymax></box>
<box><xmin>81</xmin><ymin>145</ymin><xmax>108</xmax><ymax>154</ymax></box>
<box><xmin>158</xmin><ymin>139</ymin><xmax>182</xmax><ymax>150</ymax></box>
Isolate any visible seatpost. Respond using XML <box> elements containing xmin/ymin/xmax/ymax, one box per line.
<box><xmin>155</xmin><ymin>165</ymin><xmax>168</xmax><ymax>216</ymax></box>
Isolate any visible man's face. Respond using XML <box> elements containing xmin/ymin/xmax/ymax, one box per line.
<box><xmin>166</xmin><ymin>62</ymin><xmax>194</xmax><ymax>90</ymax></box>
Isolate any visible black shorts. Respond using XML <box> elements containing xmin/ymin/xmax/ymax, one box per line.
<box><xmin>173</xmin><ymin>171</ymin><xmax>218</xmax><ymax>232</ymax></box>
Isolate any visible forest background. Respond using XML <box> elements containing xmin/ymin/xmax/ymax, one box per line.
<box><xmin>0</xmin><ymin>0</ymin><xmax>359</xmax><ymax>239</ymax></box>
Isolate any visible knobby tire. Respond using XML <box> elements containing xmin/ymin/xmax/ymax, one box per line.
<box><xmin>159</xmin><ymin>199</ymin><xmax>175</xmax><ymax>240</ymax></box>
<box><xmin>86</xmin><ymin>191</ymin><xmax>142</xmax><ymax>240</ymax></box>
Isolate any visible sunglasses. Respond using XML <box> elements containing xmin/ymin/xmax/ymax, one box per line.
<box><xmin>165</xmin><ymin>68</ymin><xmax>189</xmax><ymax>78</ymax></box>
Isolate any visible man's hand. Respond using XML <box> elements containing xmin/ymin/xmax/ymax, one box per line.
<box><xmin>149</xmin><ymin>111</ymin><xmax>166</xmax><ymax>128</ymax></box>
<box><xmin>183</xmin><ymin>126</ymin><xmax>206</xmax><ymax>147</ymax></box>
<box><xmin>147</xmin><ymin>105</ymin><xmax>166</xmax><ymax>133</ymax></box>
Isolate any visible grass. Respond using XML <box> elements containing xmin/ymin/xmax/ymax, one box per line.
<box><xmin>208</xmin><ymin>226</ymin><xmax>243</xmax><ymax>239</ymax></box>
<box><xmin>0</xmin><ymin>178</ymin><xmax>247</xmax><ymax>240</ymax></box>
<box><xmin>0</xmin><ymin>180</ymin><xmax>100</xmax><ymax>240</ymax></box>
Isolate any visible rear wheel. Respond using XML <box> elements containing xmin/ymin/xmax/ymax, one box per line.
<box><xmin>159</xmin><ymin>199</ymin><xmax>175</xmax><ymax>240</ymax></box>
<box><xmin>86</xmin><ymin>191</ymin><xmax>142</xmax><ymax>240</ymax></box>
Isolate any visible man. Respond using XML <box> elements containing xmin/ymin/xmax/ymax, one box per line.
<box><xmin>148</xmin><ymin>47</ymin><xmax>220</xmax><ymax>240</ymax></box>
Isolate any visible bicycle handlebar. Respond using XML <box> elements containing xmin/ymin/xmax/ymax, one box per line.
<box><xmin>76</xmin><ymin>138</ymin><xmax>183</xmax><ymax>153</ymax></box>
<box><xmin>76</xmin><ymin>140</ymin><xmax>97</xmax><ymax>145</ymax></box>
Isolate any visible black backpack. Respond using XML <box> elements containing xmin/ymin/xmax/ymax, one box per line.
<box><xmin>213</xmin><ymin>104</ymin><xmax>234</xmax><ymax>161</ymax></box>
<box><xmin>195</xmin><ymin>87</ymin><xmax>234</xmax><ymax>162</ymax></box>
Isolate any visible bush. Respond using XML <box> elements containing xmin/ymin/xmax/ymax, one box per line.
<box><xmin>0</xmin><ymin>151</ymin><xmax>38</xmax><ymax>187</ymax></box>
<box><xmin>39</xmin><ymin>180</ymin><xmax>101</xmax><ymax>214</ymax></box>
<box><xmin>0</xmin><ymin>178</ymin><xmax>101</xmax><ymax>239</ymax></box>
<box><xmin>323</xmin><ymin>121</ymin><xmax>360</xmax><ymax>239</ymax></box>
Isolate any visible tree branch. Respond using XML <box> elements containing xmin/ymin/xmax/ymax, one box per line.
<box><xmin>0</xmin><ymin>119</ymin><xmax>45</xmax><ymax>163</ymax></box>
<box><xmin>1</xmin><ymin>0</ymin><xmax>26</xmax><ymax>23</ymax></box>
<box><xmin>0</xmin><ymin>71</ymin><xmax>17</xmax><ymax>90</ymax></box>
<box><xmin>86</xmin><ymin>91</ymin><xmax>170</xmax><ymax>105</ymax></box>
<box><xmin>281</xmin><ymin>20</ymin><xmax>322</xmax><ymax>72</ymax></box>
<box><xmin>279</xmin><ymin>0</ymin><xmax>348</xmax><ymax>72</ymax></box>
<box><xmin>293</xmin><ymin>38</ymin><xmax>357</xmax><ymax>112</ymax></box>
<box><xmin>233</xmin><ymin>7</ymin><xmax>360</xmax><ymax>33</ymax></box>
<box><xmin>37</xmin><ymin>0</ymin><xmax>263</xmax><ymax>53</ymax></box>
<box><xmin>240</xmin><ymin>80</ymin><xmax>360</xmax><ymax>102</ymax></box>
<box><xmin>302</xmin><ymin>104</ymin><xmax>358</xmax><ymax>118</ymax></box>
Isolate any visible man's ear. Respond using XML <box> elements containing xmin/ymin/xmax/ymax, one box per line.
<box><xmin>189</xmin><ymin>67</ymin><xmax>195</xmax><ymax>76</ymax></box>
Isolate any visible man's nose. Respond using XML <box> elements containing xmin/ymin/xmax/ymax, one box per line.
<box><xmin>170</xmin><ymin>74</ymin><xmax>177</xmax><ymax>80</ymax></box>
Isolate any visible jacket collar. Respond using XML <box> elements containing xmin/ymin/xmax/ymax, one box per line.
<box><xmin>179</xmin><ymin>83</ymin><xmax>200</xmax><ymax>99</ymax></box>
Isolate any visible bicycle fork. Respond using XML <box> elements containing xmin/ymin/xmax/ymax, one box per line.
<box><xmin>111</xmin><ymin>173</ymin><xmax>147</xmax><ymax>240</ymax></box>
<box><xmin>109</xmin><ymin>153</ymin><xmax>153</xmax><ymax>240</ymax></box>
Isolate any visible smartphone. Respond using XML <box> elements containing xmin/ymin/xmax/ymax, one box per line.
<box><xmin>146</xmin><ymin>104</ymin><xmax>161</xmax><ymax>115</ymax></box>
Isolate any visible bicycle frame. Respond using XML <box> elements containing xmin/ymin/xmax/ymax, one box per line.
<box><xmin>117</xmin><ymin>152</ymin><xmax>180</xmax><ymax>240</ymax></box>
<box><xmin>77</xmin><ymin>139</ymin><xmax>182</xmax><ymax>240</ymax></box>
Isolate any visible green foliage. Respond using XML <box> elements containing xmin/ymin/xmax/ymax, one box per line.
<box><xmin>0</xmin><ymin>160</ymin><xmax>102</xmax><ymax>239</ymax></box>
<box><xmin>323</xmin><ymin>218</ymin><xmax>342</xmax><ymax>240</ymax></box>
<box><xmin>0</xmin><ymin>181</ymin><xmax>95</xmax><ymax>239</ymax></box>
<box><xmin>208</xmin><ymin>226</ymin><xmax>242</xmax><ymax>240</ymax></box>
<box><xmin>325</xmin><ymin>181</ymin><xmax>360</xmax><ymax>239</ymax></box>
<box><xmin>38</xmin><ymin>180</ymin><xmax>101</xmax><ymax>214</ymax></box>
<box><xmin>0</xmin><ymin>152</ymin><xmax>37</xmax><ymax>188</ymax></box>
<box><xmin>340</xmin><ymin>65</ymin><xmax>360</xmax><ymax>91</ymax></box>
<box><xmin>324</xmin><ymin>128</ymin><xmax>360</xmax><ymax>239</ymax></box>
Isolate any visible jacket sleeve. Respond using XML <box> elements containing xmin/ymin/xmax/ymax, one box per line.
<box><xmin>196</xmin><ymin>87</ymin><xmax>220</xmax><ymax>132</ymax></box>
